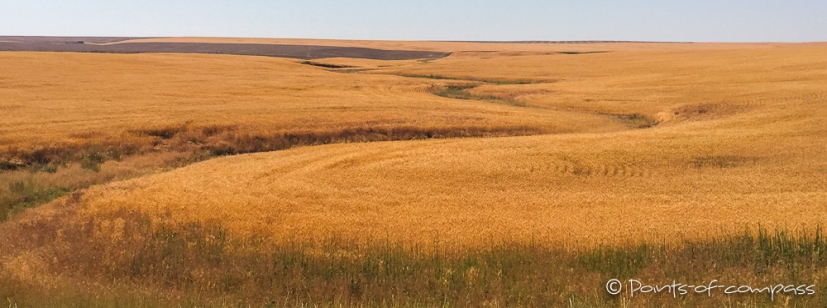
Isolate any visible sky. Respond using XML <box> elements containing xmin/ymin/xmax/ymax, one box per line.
<box><xmin>1</xmin><ymin>0</ymin><xmax>826</xmax><ymax>42</ymax></box>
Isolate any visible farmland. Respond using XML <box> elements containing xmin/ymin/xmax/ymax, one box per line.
<box><xmin>1</xmin><ymin>40</ymin><xmax>826</xmax><ymax>307</ymax></box>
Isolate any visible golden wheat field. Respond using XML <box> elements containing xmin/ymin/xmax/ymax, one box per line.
<box><xmin>46</xmin><ymin>42</ymin><xmax>827</xmax><ymax>244</ymax></box>
<box><xmin>0</xmin><ymin>51</ymin><xmax>622</xmax><ymax>151</ymax></box>
<box><xmin>1</xmin><ymin>40</ymin><xmax>827</xmax><ymax>306</ymax></box>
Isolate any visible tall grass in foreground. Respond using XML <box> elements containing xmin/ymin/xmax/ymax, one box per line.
<box><xmin>2</xmin><ymin>207</ymin><xmax>826</xmax><ymax>307</ymax></box>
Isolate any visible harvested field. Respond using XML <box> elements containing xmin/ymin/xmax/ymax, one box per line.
<box><xmin>121</xmin><ymin>36</ymin><xmax>790</xmax><ymax>52</ymax></box>
<box><xmin>0</xmin><ymin>36</ymin><xmax>137</xmax><ymax>44</ymax></box>
<box><xmin>0</xmin><ymin>36</ymin><xmax>450</xmax><ymax>60</ymax></box>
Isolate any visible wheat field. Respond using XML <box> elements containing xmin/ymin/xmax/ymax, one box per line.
<box><xmin>67</xmin><ymin>42</ymin><xmax>827</xmax><ymax>246</ymax></box>
<box><xmin>1</xmin><ymin>41</ymin><xmax>826</xmax><ymax>306</ymax></box>
<box><xmin>0</xmin><ymin>52</ymin><xmax>622</xmax><ymax>159</ymax></box>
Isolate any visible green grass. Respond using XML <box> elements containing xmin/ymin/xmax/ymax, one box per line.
<box><xmin>1</xmin><ymin>180</ymin><xmax>69</xmax><ymax>221</ymax></box>
<box><xmin>579</xmin><ymin>245</ymin><xmax>649</xmax><ymax>279</ymax></box>
<box><xmin>3</xmin><ymin>207</ymin><xmax>827</xmax><ymax>307</ymax></box>
<box><xmin>431</xmin><ymin>85</ymin><xmax>527</xmax><ymax>107</ymax></box>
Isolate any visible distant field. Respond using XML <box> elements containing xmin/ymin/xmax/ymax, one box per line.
<box><xmin>0</xmin><ymin>36</ymin><xmax>450</xmax><ymax>60</ymax></box>
<box><xmin>1</xmin><ymin>39</ymin><xmax>826</xmax><ymax>306</ymax></box>
<box><xmin>119</xmin><ymin>36</ymin><xmax>788</xmax><ymax>52</ymax></box>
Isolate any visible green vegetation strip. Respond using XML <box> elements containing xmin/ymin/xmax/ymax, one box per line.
<box><xmin>431</xmin><ymin>84</ymin><xmax>526</xmax><ymax>107</ymax></box>
<box><xmin>1</xmin><ymin>180</ymin><xmax>69</xmax><ymax>221</ymax></box>
<box><xmin>399</xmin><ymin>75</ymin><xmax>660</xmax><ymax>127</ymax></box>
<box><xmin>398</xmin><ymin>73</ymin><xmax>540</xmax><ymax>85</ymax></box>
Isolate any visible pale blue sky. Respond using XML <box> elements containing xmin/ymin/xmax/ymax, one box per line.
<box><xmin>1</xmin><ymin>0</ymin><xmax>825</xmax><ymax>42</ymax></box>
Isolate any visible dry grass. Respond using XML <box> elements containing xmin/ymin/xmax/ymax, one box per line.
<box><xmin>3</xmin><ymin>200</ymin><xmax>827</xmax><ymax>307</ymax></box>
<box><xmin>1</xmin><ymin>40</ymin><xmax>826</xmax><ymax>306</ymax></box>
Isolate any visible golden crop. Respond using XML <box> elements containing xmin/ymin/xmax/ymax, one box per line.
<box><xmin>0</xmin><ymin>52</ymin><xmax>619</xmax><ymax>155</ymax></box>
<box><xmin>33</xmin><ymin>42</ymin><xmax>823</xmax><ymax>247</ymax></box>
